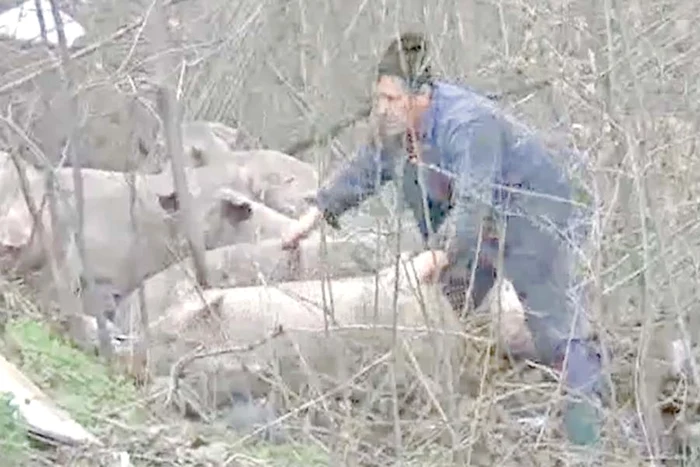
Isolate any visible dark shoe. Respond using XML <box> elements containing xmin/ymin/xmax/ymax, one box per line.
<box><xmin>563</xmin><ymin>396</ymin><xmax>602</xmax><ymax>446</ymax></box>
<box><xmin>555</xmin><ymin>338</ymin><xmax>606</xmax><ymax>446</ymax></box>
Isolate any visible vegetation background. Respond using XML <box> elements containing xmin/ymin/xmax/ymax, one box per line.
<box><xmin>1</xmin><ymin>0</ymin><xmax>699</xmax><ymax>465</ymax></box>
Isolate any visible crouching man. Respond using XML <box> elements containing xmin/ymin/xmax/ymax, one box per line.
<box><xmin>282</xmin><ymin>32</ymin><xmax>606</xmax><ymax>446</ymax></box>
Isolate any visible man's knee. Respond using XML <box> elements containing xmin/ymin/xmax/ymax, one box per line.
<box><xmin>510</xmin><ymin>276</ymin><xmax>587</xmax><ymax>365</ymax></box>
<box><xmin>554</xmin><ymin>336</ymin><xmax>611</xmax><ymax>429</ymax></box>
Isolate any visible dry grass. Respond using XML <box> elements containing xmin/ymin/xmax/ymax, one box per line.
<box><xmin>1</xmin><ymin>0</ymin><xmax>700</xmax><ymax>465</ymax></box>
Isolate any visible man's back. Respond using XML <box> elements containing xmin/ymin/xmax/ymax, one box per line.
<box><xmin>434</xmin><ymin>82</ymin><xmax>572</xmax><ymax>190</ymax></box>
<box><xmin>407</xmin><ymin>80</ymin><xmax>577</xmax><ymax>239</ymax></box>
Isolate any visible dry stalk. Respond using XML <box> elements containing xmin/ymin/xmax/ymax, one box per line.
<box><xmin>126</xmin><ymin>98</ymin><xmax>152</xmax><ymax>378</ymax></box>
<box><xmin>222</xmin><ymin>350</ymin><xmax>394</xmax><ymax>466</ymax></box>
<box><xmin>0</xmin><ymin>0</ymin><xmax>196</xmax><ymax>97</ymax></box>
<box><xmin>280</xmin><ymin>79</ymin><xmax>552</xmax><ymax>158</ymax></box>
<box><xmin>0</xmin><ymin>123</ymin><xmax>79</xmax><ymax>328</ymax></box>
<box><xmin>164</xmin><ymin>325</ymin><xmax>285</xmax><ymax>408</ymax></box>
<box><xmin>613</xmin><ymin>1</ymin><xmax>669</xmax><ymax>458</ymax></box>
<box><xmin>46</xmin><ymin>0</ymin><xmax>114</xmax><ymax>360</ymax></box>
<box><xmin>148</xmin><ymin>0</ymin><xmax>209</xmax><ymax>288</ymax></box>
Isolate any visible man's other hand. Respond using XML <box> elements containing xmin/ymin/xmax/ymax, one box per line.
<box><xmin>282</xmin><ymin>207</ymin><xmax>323</xmax><ymax>250</ymax></box>
<box><xmin>410</xmin><ymin>249</ymin><xmax>449</xmax><ymax>283</ymax></box>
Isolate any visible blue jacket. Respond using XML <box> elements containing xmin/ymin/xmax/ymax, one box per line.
<box><xmin>315</xmin><ymin>81</ymin><xmax>585</xmax><ymax>261</ymax></box>
<box><xmin>313</xmin><ymin>80</ymin><xmax>604</xmax><ymax>445</ymax></box>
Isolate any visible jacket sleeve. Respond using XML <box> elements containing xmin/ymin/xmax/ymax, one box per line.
<box><xmin>312</xmin><ymin>143</ymin><xmax>394</xmax><ymax>229</ymax></box>
<box><xmin>441</xmin><ymin>114</ymin><xmax>504</xmax><ymax>265</ymax></box>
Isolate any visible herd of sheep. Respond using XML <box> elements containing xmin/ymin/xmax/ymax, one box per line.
<box><xmin>0</xmin><ymin>119</ymin><xmax>559</xmax><ymax>438</ymax></box>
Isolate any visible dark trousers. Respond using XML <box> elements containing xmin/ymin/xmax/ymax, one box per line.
<box><xmin>437</xmin><ymin>210</ymin><xmax>594</xmax><ymax>369</ymax></box>
<box><xmin>439</xmin><ymin>259</ymin><xmax>497</xmax><ymax>317</ymax></box>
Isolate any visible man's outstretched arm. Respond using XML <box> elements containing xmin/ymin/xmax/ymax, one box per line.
<box><xmin>311</xmin><ymin>142</ymin><xmax>394</xmax><ymax>229</ymax></box>
<box><xmin>282</xmin><ymin>142</ymin><xmax>395</xmax><ymax>250</ymax></box>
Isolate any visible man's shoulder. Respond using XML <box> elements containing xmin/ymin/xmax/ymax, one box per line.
<box><xmin>433</xmin><ymin>81</ymin><xmax>495</xmax><ymax>108</ymax></box>
<box><xmin>432</xmin><ymin>81</ymin><xmax>503</xmax><ymax>130</ymax></box>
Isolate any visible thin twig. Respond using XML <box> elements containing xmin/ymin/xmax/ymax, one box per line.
<box><xmin>148</xmin><ymin>0</ymin><xmax>209</xmax><ymax>288</ymax></box>
<box><xmin>0</xmin><ymin>0</ymin><xmax>190</xmax><ymax>97</ymax></box>
<box><xmin>47</xmin><ymin>0</ymin><xmax>114</xmax><ymax>360</ymax></box>
<box><xmin>165</xmin><ymin>325</ymin><xmax>285</xmax><ymax>405</ymax></box>
<box><xmin>280</xmin><ymin>78</ymin><xmax>552</xmax><ymax>157</ymax></box>
<box><xmin>222</xmin><ymin>349</ymin><xmax>393</xmax><ymax>466</ymax></box>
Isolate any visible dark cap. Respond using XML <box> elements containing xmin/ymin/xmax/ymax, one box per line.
<box><xmin>376</xmin><ymin>32</ymin><xmax>432</xmax><ymax>90</ymax></box>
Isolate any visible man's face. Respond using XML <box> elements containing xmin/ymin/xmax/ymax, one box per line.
<box><xmin>374</xmin><ymin>75</ymin><xmax>413</xmax><ymax>137</ymax></box>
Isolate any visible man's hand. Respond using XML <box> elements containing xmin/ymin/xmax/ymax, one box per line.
<box><xmin>282</xmin><ymin>207</ymin><xmax>323</xmax><ymax>250</ymax></box>
<box><xmin>410</xmin><ymin>249</ymin><xmax>449</xmax><ymax>283</ymax></box>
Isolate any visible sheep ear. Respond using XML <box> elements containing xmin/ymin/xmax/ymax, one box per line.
<box><xmin>0</xmin><ymin>244</ymin><xmax>21</xmax><ymax>264</ymax></box>
<box><xmin>201</xmin><ymin>294</ymin><xmax>225</xmax><ymax>319</ymax></box>
<box><xmin>301</xmin><ymin>190</ymin><xmax>317</xmax><ymax>205</ymax></box>
<box><xmin>190</xmin><ymin>146</ymin><xmax>206</xmax><ymax>167</ymax></box>
<box><xmin>157</xmin><ymin>192</ymin><xmax>179</xmax><ymax>213</ymax></box>
<box><xmin>137</xmin><ymin>138</ymin><xmax>150</xmax><ymax>157</ymax></box>
<box><xmin>221</xmin><ymin>198</ymin><xmax>252</xmax><ymax>225</ymax></box>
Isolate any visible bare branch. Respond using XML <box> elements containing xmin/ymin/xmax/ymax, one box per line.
<box><xmin>164</xmin><ymin>325</ymin><xmax>285</xmax><ymax>411</ymax></box>
<box><xmin>148</xmin><ymin>0</ymin><xmax>209</xmax><ymax>287</ymax></box>
<box><xmin>47</xmin><ymin>0</ymin><xmax>113</xmax><ymax>360</ymax></box>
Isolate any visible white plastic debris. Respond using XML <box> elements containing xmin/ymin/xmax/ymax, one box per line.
<box><xmin>1</xmin><ymin>352</ymin><xmax>133</xmax><ymax>462</ymax></box>
<box><xmin>517</xmin><ymin>415</ymin><xmax>547</xmax><ymax>430</ymax></box>
<box><xmin>0</xmin><ymin>0</ymin><xmax>86</xmax><ymax>48</ymax></box>
<box><xmin>0</xmin><ymin>353</ymin><xmax>99</xmax><ymax>446</ymax></box>
<box><xmin>670</xmin><ymin>338</ymin><xmax>692</xmax><ymax>378</ymax></box>
<box><xmin>111</xmin><ymin>451</ymin><xmax>133</xmax><ymax>467</ymax></box>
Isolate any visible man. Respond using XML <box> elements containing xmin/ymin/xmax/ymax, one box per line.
<box><xmin>282</xmin><ymin>32</ymin><xmax>606</xmax><ymax>446</ymax></box>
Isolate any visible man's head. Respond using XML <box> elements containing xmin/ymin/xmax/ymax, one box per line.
<box><xmin>374</xmin><ymin>32</ymin><xmax>433</xmax><ymax>137</ymax></box>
